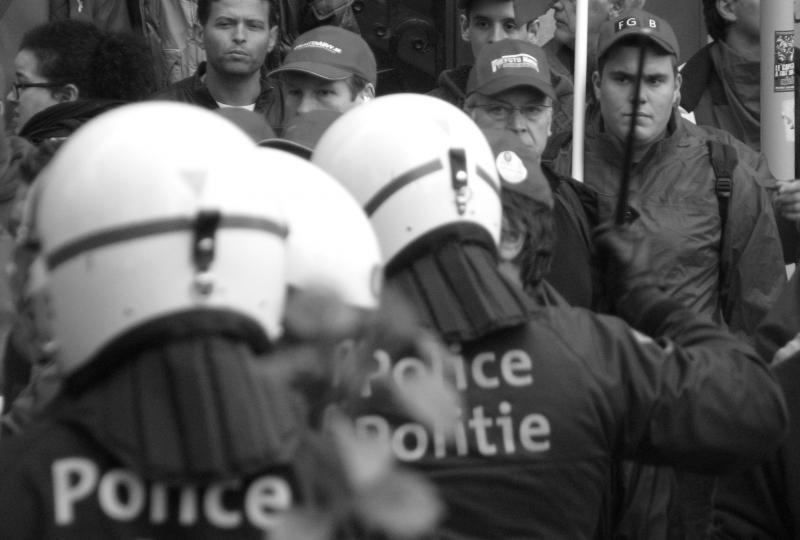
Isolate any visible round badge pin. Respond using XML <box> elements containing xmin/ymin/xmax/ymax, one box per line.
<box><xmin>496</xmin><ymin>150</ymin><xmax>527</xmax><ymax>184</ymax></box>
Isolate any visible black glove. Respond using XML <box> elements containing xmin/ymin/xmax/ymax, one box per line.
<box><xmin>593</xmin><ymin>223</ymin><xmax>674</xmax><ymax>332</ymax></box>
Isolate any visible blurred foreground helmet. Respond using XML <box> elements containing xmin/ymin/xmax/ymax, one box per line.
<box><xmin>312</xmin><ymin>94</ymin><xmax>501</xmax><ymax>265</ymax></box>
<box><xmin>33</xmin><ymin>102</ymin><xmax>289</xmax><ymax>374</ymax></box>
<box><xmin>251</xmin><ymin>147</ymin><xmax>382</xmax><ymax>310</ymax></box>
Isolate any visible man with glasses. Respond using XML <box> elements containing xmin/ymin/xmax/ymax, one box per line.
<box><xmin>429</xmin><ymin>0</ymin><xmax>573</xmax><ymax>134</ymax></box>
<box><xmin>465</xmin><ymin>38</ymin><xmax>602</xmax><ymax>311</ymax></box>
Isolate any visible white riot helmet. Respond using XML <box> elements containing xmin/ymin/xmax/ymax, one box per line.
<box><xmin>250</xmin><ymin>147</ymin><xmax>382</xmax><ymax>310</ymax></box>
<box><xmin>312</xmin><ymin>93</ymin><xmax>501</xmax><ymax>265</ymax></box>
<box><xmin>33</xmin><ymin>102</ymin><xmax>289</xmax><ymax>374</ymax></box>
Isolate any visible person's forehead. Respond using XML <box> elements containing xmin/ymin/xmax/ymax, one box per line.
<box><xmin>604</xmin><ymin>45</ymin><xmax>675</xmax><ymax>70</ymax></box>
<box><xmin>479</xmin><ymin>87</ymin><xmax>548</xmax><ymax>103</ymax></box>
<box><xmin>469</xmin><ymin>0</ymin><xmax>517</xmax><ymax>19</ymax></box>
<box><xmin>284</xmin><ymin>72</ymin><xmax>348</xmax><ymax>88</ymax></box>
<box><xmin>14</xmin><ymin>49</ymin><xmax>43</xmax><ymax>80</ymax></box>
<box><xmin>208</xmin><ymin>0</ymin><xmax>270</xmax><ymax>19</ymax></box>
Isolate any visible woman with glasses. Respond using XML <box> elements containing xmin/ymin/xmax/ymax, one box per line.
<box><xmin>7</xmin><ymin>19</ymin><xmax>156</xmax><ymax>141</ymax></box>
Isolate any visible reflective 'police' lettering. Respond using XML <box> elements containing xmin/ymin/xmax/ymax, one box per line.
<box><xmin>361</xmin><ymin>349</ymin><xmax>534</xmax><ymax>397</ymax></box>
<box><xmin>52</xmin><ymin>459</ymin><xmax>292</xmax><ymax>528</ymax></box>
<box><xmin>358</xmin><ymin>349</ymin><xmax>551</xmax><ymax>460</ymax></box>
<box><xmin>356</xmin><ymin>402</ymin><xmax>551</xmax><ymax>461</ymax></box>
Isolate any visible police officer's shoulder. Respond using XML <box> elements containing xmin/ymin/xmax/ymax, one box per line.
<box><xmin>530</xmin><ymin>304</ymin><xmax>667</xmax><ymax>370</ymax></box>
<box><xmin>0</xmin><ymin>415</ymin><xmax>85</xmax><ymax>473</ymax></box>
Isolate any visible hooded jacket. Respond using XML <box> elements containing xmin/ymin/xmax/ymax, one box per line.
<box><xmin>549</xmin><ymin>107</ymin><xmax>786</xmax><ymax>342</ymax></box>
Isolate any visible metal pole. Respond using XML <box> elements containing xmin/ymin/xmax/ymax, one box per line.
<box><xmin>615</xmin><ymin>45</ymin><xmax>647</xmax><ymax>225</ymax></box>
<box><xmin>761</xmin><ymin>0</ymin><xmax>795</xmax><ymax>181</ymax></box>
<box><xmin>571</xmin><ymin>0</ymin><xmax>589</xmax><ymax>183</ymax></box>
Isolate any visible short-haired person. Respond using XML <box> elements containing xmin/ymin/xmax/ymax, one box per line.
<box><xmin>429</xmin><ymin>0</ymin><xmax>573</xmax><ymax>134</ymax></box>
<box><xmin>311</xmin><ymin>93</ymin><xmax>787</xmax><ymax>540</ymax></box>
<box><xmin>550</xmin><ymin>8</ymin><xmax>784</xmax><ymax>343</ymax></box>
<box><xmin>150</xmin><ymin>0</ymin><xmax>286</xmax><ymax>129</ymax></box>
<box><xmin>464</xmin><ymin>39</ymin><xmax>601</xmax><ymax>310</ymax></box>
<box><xmin>548</xmin><ymin>10</ymin><xmax>787</xmax><ymax>538</ymax></box>
<box><xmin>268</xmin><ymin>25</ymin><xmax>376</xmax><ymax>123</ymax></box>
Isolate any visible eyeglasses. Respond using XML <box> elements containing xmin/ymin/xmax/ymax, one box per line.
<box><xmin>473</xmin><ymin>103</ymin><xmax>552</xmax><ymax>122</ymax></box>
<box><xmin>10</xmin><ymin>82</ymin><xmax>62</xmax><ymax>100</ymax></box>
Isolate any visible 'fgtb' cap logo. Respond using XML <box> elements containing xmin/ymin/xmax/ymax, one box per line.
<box><xmin>490</xmin><ymin>53</ymin><xmax>540</xmax><ymax>73</ymax></box>
<box><xmin>615</xmin><ymin>16</ymin><xmax>658</xmax><ymax>32</ymax></box>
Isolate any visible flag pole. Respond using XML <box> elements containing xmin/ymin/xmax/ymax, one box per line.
<box><xmin>571</xmin><ymin>0</ymin><xmax>589</xmax><ymax>182</ymax></box>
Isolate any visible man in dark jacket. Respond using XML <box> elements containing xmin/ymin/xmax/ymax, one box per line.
<box><xmin>550</xmin><ymin>8</ymin><xmax>786</xmax><ymax>343</ymax></box>
<box><xmin>463</xmin><ymin>38</ymin><xmax>601</xmax><ymax>310</ymax></box>
<box><xmin>149</xmin><ymin>0</ymin><xmax>286</xmax><ymax>130</ymax></box>
<box><xmin>548</xmin><ymin>10</ymin><xmax>787</xmax><ymax>538</ymax></box>
<box><xmin>311</xmin><ymin>92</ymin><xmax>788</xmax><ymax>540</ymax></box>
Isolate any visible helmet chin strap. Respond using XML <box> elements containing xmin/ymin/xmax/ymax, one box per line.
<box><xmin>59</xmin><ymin>333</ymin><xmax>307</xmax><ymax>483</ymax></box>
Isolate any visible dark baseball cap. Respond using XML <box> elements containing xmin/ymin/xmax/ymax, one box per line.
<box><xmin>269</xmin><ymin>26</ymin><xmax>377</xmax><ymax>85</ymax></box>
<box><xmin>259</xmin><ymin>109</ymin><xmax>341</xmax><ymax>159</ymax></box>
<box><xmin>467</xmin><ymin>39</ymin><xmax>556</xmax><ymax>99</ymax></box>
<box><xmin>482</xmin><ymin>127</ymin><xmax>553</xmax><ymax>209</ymax></box>
<box><xmin>596</xmin><ymin>9</ymin><xmax>680</xmax><ymax>61</ymax></box>
<box><xmin>458</xmin><ymin>0</ymin><xmax>551</xmax><ymax>24</ymax></box>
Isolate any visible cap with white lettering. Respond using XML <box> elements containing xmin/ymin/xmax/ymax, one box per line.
<box><xmin>596</xmin><ymin>9</ymin><xmax>680</xmax><ymax>61</ymax></box>
<box><xmin>467</xmin><ymin>39</ymin><xmax>556</xmax><ymax>99</ymax></box>
<box><xmin>268</xmin><ymin>26</ymin><xmax>377</xmax><ymax>85</ymax></box>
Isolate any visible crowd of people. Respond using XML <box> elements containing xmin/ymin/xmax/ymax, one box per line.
<box><xmin>0</xmin><ymin>0</ymin><xmax>797</xmax><ymax>538</ymax></box>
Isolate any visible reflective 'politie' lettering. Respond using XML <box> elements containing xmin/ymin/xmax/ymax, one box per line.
<box><xmin>52</xmin><ymin>458</ymin><xmax>292</xmax><ymax>529</ymax></box>
<box><xmin>357</xmin><ymin>349</ymin><xmax>552</xmax><ymax>460</ymax></box>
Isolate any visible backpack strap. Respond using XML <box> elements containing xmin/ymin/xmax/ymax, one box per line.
<box><xmin>706</xmin><ymin>139</ymin><xmax>737</xmax><ymax>288</ymax></box>
<box><xmin>706</xmin><ymin>140</ymin><xmax>737</xmax><ymax>232</ymax></box>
